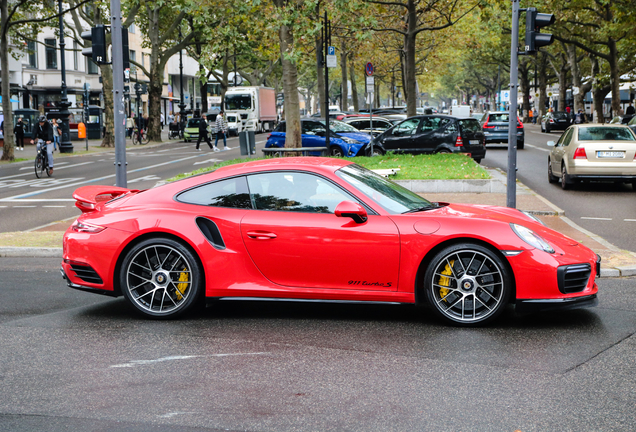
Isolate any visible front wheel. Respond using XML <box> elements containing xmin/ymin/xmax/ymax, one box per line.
<box><xmin>330</xmin><ymin>146</ymin><xmax>345</xmax><ymax>157</ymax></box>
<box><xmin>119</xmin><ymin>237</ymin><xmax>203</xmax><ymax>319</ymax></box>
<box><xmin>424</xmin><ymin>243</ymin><xmax>512</xmax><ymax>326</ymax></box>
<box><xmin>367</xmin><ymin>146</ymin><xmax>385</xmax><ymax>156</ymax></box>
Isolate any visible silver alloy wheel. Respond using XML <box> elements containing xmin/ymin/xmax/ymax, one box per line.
<box><xmin>125</xmin><ymin>244</ymin><xmax>194</xmax><ymax>315</ymax></box>
<box><xmin>430</xmin><ymin>249</ymin><xmax>505</xmax><ymax>323</ymax></box>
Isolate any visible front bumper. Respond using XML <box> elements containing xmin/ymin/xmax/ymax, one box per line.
<box><xmin>515</xmin><ymin>294</ymin><xmax>598</xmax><ymax>313</ymax></box>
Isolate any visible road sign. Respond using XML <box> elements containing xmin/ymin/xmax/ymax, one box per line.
<box><xmin>326</xmin><ymin>54</ymin><xmax>337</xmax><ymax>68</ymax></box>
<box><xmin>500</xmin><ymin>90</ymin><xmax>510</xmax><ymax>102</ymax></box>
<box><xmin>365</xmin><ymin>62</ymin><xmax>374</xmax><ymax>76</ymax></box>
<box><xmin>366</xmin><ymin>76</ymin><xmax>375</xmax><ymax>93</ymax></box>
<box><xmin>328</xmin><ymin>46</ymin><xmax>335</xmax><ymax>56</ymax></box>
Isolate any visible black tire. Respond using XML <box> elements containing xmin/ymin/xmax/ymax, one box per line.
<box><xmin>517</xmin><ymin>141</ymin><xmax>524</xmax><ymax>150</ymax></box>
<box><xmin>119</xmin><ymin>237</ymin><xmax>203</xmax><ymax>319</ymax></box>
<box><xmin>545</xmin><ymin>126</ymin><xmax>550</xmax><ymax>133</ymax></box>
<box><xmin>436</xmin><ymin>148</ymin><xmax>452</xmax><ymax>154</ymax></box>
<box><xmin>548</xmin><ymin>158</ymin><xmax>558</xmax><ymax>183</ymax></box>
<box><xmin>541</xmin><ymin>123</ymin><xmax>544</xmax><ymax>132</ymax></box>
<box><xmin>330</xmin><ymin>146</ymin><xmax>345</xmax><ymax>157</ymax></box>
<box><xmin>34</xmin><ymin>154</ymin><xmax>44</xmax><ymax>178</ymax></box>
<box><xmin>561</xmin><ymin>164</ymin><xmax>571</xmax><ymax>190</ymax></box>
<box><xmin>367</xmin><ymin>146</ymin><xmax>385</xmax><ymax>156</ymax></box>
<box><xmin>141</xmin><ymin>132</ymin><xmax>150</xmax><ymax>144</ymax></box>
<box><xmin>423</xmin><ymin>243</ymin><xmax>512</xmax><ymax>326</ymax></box>
<box><xmin>473</xmin><ymin>158</ymin><xmax>482</xmax><ymax>164</ymax></box>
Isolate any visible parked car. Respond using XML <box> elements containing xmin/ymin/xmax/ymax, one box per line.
<box><xmin>342</xmin><ymin>117</ymin><xmax>394</xmax><ymax>136</ymax></box>
<box><xmin>609</xmin><ymin>114</ymin><xmax>635</xmax><ymax>125</ymax></box>
<box><xmin>628</xmin><ymin>116</ymin><xmax>636</xmax><ymax>134</ymax></box>
<box><xmin>62</xmin><ymin>157</ymin><xmax>600</xmax><ymax>325</ymax></box>
<box><xmin>541</xmin><ymin>111</ymin><xmax>571</xmax><ymax>133</ymax></box>
<box><xmin>370</xmin><ymin>115</ymin><xmax>486</xmax><ymax>162</ymax></box>
<box><xmin>547</xmin><ymin>124</ymin><xmax>636</xmax><ymax>190</ymax></box>
<box><xmin>183</xmin><ymin>118</ymin><xmax>207</xmax><ymax>142</ymax></box>
<box><xmin>225</xmin><ymin>113</ymin><xmax>242</xmax><ymax>136</ymax></box>
<box><xmin>481</xmin><ymin>111</ymin><xmax>525</xmax><ymax>149</ymax></box>
<box><xmin>266</xmin><ymin>119</ymin><xmax>371</xmax><ymax>157</ymax></box>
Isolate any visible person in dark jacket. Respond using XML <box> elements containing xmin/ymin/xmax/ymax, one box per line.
<box><xmin>31</xmin><ymin>115</ymin><xmax>55</xmax><ymax>173</ymax></box>
<box><xmin>13</xmin><ymin>117</ymin><xmax>25</xmax><ymax>151</ymax></box>
<box><xmin>195</xmin><ymin>114</ymin><xmax>216</xmax><ymax>151</ymax></box>
<box><xmin>626</xmin><ymin>103</ymin><xmax>635</xmax><ymax>115</ymax></box>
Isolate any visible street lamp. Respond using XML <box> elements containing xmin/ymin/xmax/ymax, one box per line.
<box><xmin>178</xmin><ymin>28</ymin><xmax>187</xmax><ymax>129</ymax></box>
<box><xmin>57</xmin><ymin>0</ymin><xmax>73</xmax><ymax>153</ymax></box>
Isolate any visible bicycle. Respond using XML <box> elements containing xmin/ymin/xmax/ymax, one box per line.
<box><xmin>34</xmin><ymin>139</ymin><xmax>52</xmax><ymax>178</ymax></box>
<box><xmin>131</xmin><ymin>127</ymin><xmax>149</xmax><ymax>145</ymax></box>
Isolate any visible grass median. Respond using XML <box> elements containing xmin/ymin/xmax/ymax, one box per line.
<box><xmin>168</xmin><ymin>153</ymin><xmax>489</xmax><ymax>182</ymax></box>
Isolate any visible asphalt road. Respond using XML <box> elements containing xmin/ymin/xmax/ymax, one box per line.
<box><xmin>1</xmin><ymin>257</ymin><xmax>635</xmax><ymax>431</ymax></box>
<box><xmin>482</xmin><ymin>124</ymin><xmax>636</xmax><ymax>252</ymax></box>
<box><xmin>0</xmin><ymin>135</ymin><xmax>268</xmax><ymax>233</ymax></box>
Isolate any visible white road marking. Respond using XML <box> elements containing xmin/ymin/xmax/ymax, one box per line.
<box><xmin>524</xmin><ymin>144</ymin><xmax>551</xmax><ymax>153</ymax></box>
<box><xmin>110</xmin><ymin>352</ymin><xmax>267</xmax><ymax>368</ymax></box>
<box><xmin>159</xmin><ymin>412</ymin><xmax>197</xmax><ymax>419</ymax></box>
<box><xmin>194</xmin><ymin>158</ymin><xmax>222</xmax><ymax>165</ymax></box>
<box><xmin>0</xmin><ymin>199</ymin><xmax>75</xmax><ymax>202</ymax></box>
<box><xmin>13</xmin><ymin>205</ymin><xmax>37</xmax><ymax>208</ymax></box>
<box><xmin>581</xmin><ymin>217</ymin><xmax>612</xmax><ymax>221</ymax></box>
<box><xmin>625</xmin><ymin>219</ymin><xmax>636</xmax><ymax>222</ymax></box>
<box><xmin>2</xmin><ymin>162</ymin><xmax>94</xmax><ymax>180</ymax></box>
<box><xmin>127</xmin><ymin>175</ymin><xmax>161</xmax><ymax>184</ymax></box>
<box><xmin>42</xmin><ymin>205</ymin><xmax>67</xmax><ymax>208</ymax></box>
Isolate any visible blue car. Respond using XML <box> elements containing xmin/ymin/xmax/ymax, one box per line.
<box><xmin>266</xmin><ymin>119</ymin><xmax>371</xmax><ymax>157</ymax></box>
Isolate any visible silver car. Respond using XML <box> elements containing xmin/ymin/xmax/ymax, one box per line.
<box><xmin>547</xmin><ymin>124</ymin><xmax>636</xmax><ymax>190</ymax></box>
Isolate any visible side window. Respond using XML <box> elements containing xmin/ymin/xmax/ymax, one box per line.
<box><xmin>445</xmin><ymin>121</ymin><xmax>458</xmax><ymax>133</ymax></box>
<box><xmin>302</xmin><ymin>122</ymin><xmax>326</xmax><ymax>135</ymax></box>
<box><xmin>246</xmin><ymin>172</ymin><xmax>354</xmax><ymax>214</ymax></box>
<box><xmin>177</xmin><ymin>176</ymin><xmax>252</xmax><ymax>208</ymax></box>
<box><xmin>556</xmin><ymin>128</ymin><xmax>572</xmax><ymax>147</ymax></box>
<box><xmin>276</xmin><ymin>122</ymin><xmax>286</xmax><ymax>132</ymax></box>
<box><xmin>392</xmin><ymin>118</ymin><xmax>420</xmax><ymax>136</ymax></box>
<box><xmin>562</xmin><ymin>129</ymin><xmax>574</xmax><ymax>146</ymax></box>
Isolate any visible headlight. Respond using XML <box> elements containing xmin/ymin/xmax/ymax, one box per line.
<box><xmin>520</xmin><ymin>210</ymin><xmax>545</xmax><ymax>226</ymax></box>
<box><xmin>341</xmin><ymin>137</ymin><xmax>361</xmax><ymax>144</ymax></box>
<box><xmin>510</xmin><ymin>224</ymin><xmax>554</xmax><ymax>253</ymax></box>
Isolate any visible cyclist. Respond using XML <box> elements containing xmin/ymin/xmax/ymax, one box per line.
<box><xmin>31</xmin><ymin>115</ymin><xmax>54</xmax><ymax>175</ymax></box>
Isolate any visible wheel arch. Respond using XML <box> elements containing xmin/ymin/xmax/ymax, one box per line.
<box><xmin>414</xmin><ymin>237</ymin><xmax>517</xmax><ymax>305</ymax></box>
<box><xmin>112</xmin><ymin>231</ymin><xmax>207</xmax><ymax>298</ymax></box>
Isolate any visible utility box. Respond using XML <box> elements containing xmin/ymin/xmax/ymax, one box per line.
<box><xmin>86</xmin><ymin>105</ymin><xmax>102</xmax><ymax>139</ymax></box>
<box><xmin>239</xmin><ymin>130</ymin><xmax>256</xmax><ymax>156</ymax></box>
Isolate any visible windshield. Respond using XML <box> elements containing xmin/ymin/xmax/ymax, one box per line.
<box><xmin>336</xmin><ymin>164</ymin><xmax>432</xmax><ymax>214</ymax></box>
<box><xmin>322</xmin><ymin>119</ymin><xmax>359</xmax><ymax>133</ymax></box>
<box><xmin>225</xmin><ymin>94</ymin><xmax>252</xmax><ymax>111</ymax></box>
<box><xmin>578</xmin><ymin>127</ymin><xmax>635</xmax><ymax>141</ymax></box>
<box><xmin>187</xmin><ymin>119</ymin><xmax>201</xmax><ymax>128</ymax></box>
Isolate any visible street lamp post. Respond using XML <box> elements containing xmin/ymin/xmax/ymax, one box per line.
<box><xmin>57</xmin><ymin>0</ymin><xmax>73</xmax><ymax>153</ymax></box>
<box><xmin>178</xmin><ymin>28</ymin><xmax>187</xmax><ymax>130</ymax></box>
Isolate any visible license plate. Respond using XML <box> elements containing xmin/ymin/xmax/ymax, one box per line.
<box><xmin>597</xmin><ymin>151</ymin><xmax>624</xmax><ymax>158</ymax></box>
<box><xmin>469</xmin><ymin>140</ymin><xmax>480</xmax><ymax>145</ymax></box>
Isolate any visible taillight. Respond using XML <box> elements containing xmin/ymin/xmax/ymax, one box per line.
<box><xmin>71</xmin><ymin>220</ymin><xmax>106</xmax><ymax>233</ymax></box>
<box><xmin>267</xmin><ymin>133</ymin><xmax>272</xmax><ymax>139</ymax></box>
<box><xmin>517</xmin><ymin>118</ymin><xmax>524</xmax><ymax>129</ymax></box>
<box><xmin>455</xmin><ymin>136</ymin><xmax>464</xmax><ymax>147</ymax></box>
<box><xmin>549</xmin><ymin>119</ymin><xmax>555</xmax><ymax>123</ymax></box>
<box><xmin>573</xmin><ymin>147</ymin><xmax>587</xmax><ymax>159</ymax></box>
<box><xmin>483</xmin><ymin>119</ymin><xmax>494</xmax><ymax>129</ymax></box>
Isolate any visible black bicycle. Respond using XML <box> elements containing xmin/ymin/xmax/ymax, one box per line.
<box><xmin>34</xmin><ymin>139</ymin><xmax>52</xmax><ymax>178</ymax></box>
<box><xmin>132</xmin><ymin>127</ymin><xmax>149</xmax><ymax>145</ymax></box>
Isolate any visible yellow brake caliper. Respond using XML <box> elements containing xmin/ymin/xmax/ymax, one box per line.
<box><xmin>175</xmin><ymin>268</ymin><xmax>189</xmax><ymax>300</ymax></box>
<box><xmin>438</xmin><ymin>260</ymin><xmax>454</xmax><ymax>301</ymax></box>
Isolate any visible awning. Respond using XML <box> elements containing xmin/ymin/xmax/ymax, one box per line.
<box><xmin>0</xmin><ymin>96</ymin><xmax>20</xmax><ymax>103</ymax></box>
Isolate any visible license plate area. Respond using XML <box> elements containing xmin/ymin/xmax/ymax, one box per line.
<box><xmin>597</xmin><ymin>151</ymin><xmax>624</xmax><ymax>158</ymax></box>
<box><xmin>469</xmin><ymin>140</ymin><xmax>480</xmax><ymax>145</ymax></box>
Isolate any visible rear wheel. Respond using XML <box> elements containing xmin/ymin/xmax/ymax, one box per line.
<box><xmin>548</xmin><ymin>158</ymin><xmax>558</xmax><ymax>183</ymax></box>
<box><xmin>424</xmin><ymin>243</ymin><xmax>511</xmax><ymax>326</ymax></box>
<box><xmin>473</xmin><ymin>158</ymin><xmax>482</xmax><ymax>164</ymax></box>
<box><xmin>120</xmin><ymin>237</ymin><xmax>203</xmax><ymax>319</ymax></box>
<box><xmin>517</xmin><ymin>141</ymin><xmax>524</xmax><ymax>150</ymax></box>
<box><xmin>561</xmin><ymin>164</ymin><xmax>571</xmax><ymax>190</ymax></box>
<box><xmin>34</xmin><ymin>154</ymin><xmax>44</xmax><ymax>178</ymax></box>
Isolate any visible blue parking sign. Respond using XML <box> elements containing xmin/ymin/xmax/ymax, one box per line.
<box><xmin>328</xmin><ymin>46</ymin><xmax>335</xmax><ymax>56</ymax></box>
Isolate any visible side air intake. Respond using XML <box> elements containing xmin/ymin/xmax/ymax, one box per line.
<box><xmin>195</xmin><ymin>217</ymin><xmax>226</xmax><ymax>250</ymax></box>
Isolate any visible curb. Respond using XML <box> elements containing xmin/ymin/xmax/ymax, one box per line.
<box><xmin>0</xmin><ymin>247</ymin><xmax>62</xmax><ymax>258</ymax></box>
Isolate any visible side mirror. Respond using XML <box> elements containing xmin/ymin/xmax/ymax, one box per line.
<box><xmin>547</xmin><ymin>141</ymin><xmax>555</xmax><ymax>147</ymax></box>
<box><xmin>335</xmin><ymin>201</ymin><xmax>368</xmax><ymax>224</ymax></box>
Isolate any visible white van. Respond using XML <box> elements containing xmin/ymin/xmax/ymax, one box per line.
<box><xmin>225</xmin><ymin>113</ymin><xmax>242</xmax><ymax>136</ymax></box>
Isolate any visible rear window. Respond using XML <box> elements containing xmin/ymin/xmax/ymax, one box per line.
<box><xmin>459</xmin><ymin>119</ymin><xmax>482</xmax><ymax>133</ymax></box>
<box><xmin>578</xmin><ymin>127</ymin><xmax>635</xmax><ymax>141</ymax></box>
<box><xmin>553</xmin><ymin>112</ymin><xmax>569</xmax><ymax>120</ymax></box>
<box><xmin>488</xmin><ymin>113</ymin><xmax>510</xmax><ymax>122</ymax></box>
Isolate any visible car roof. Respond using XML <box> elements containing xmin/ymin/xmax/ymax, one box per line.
<box><xmin>214</xmin><ymin>157</ymin><xmax>353</xmax><ymax>176</ymax></box>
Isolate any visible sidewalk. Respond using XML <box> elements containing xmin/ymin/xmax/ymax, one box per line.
<box><xmin>1</xmin><ymin>148</ymin><xmax>635</xmax><ymax>277</ymax></box>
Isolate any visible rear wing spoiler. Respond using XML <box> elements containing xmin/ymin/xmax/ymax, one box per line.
<box><xmin>73</xmin><ymin>186</ymin><xmax>139</xmax><ymax>213</ymax></box>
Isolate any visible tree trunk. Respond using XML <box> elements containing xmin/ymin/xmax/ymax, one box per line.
<box><xmin>349</xmin><ymin>55</ymin><xmax>358</xmax><ymax>112</ymax></box>
<box><xmin>0</xmin><ymin>0</ymin><xmax>15</xmax><ymax>161</ymax></box>
<box><xmin>538</xmin><ymin>52</ymin><xmax>548</xmax><ymax>119</ymax></box>
<box><xmin>340</xmin><ymin>41</ymin><xmax>348</xmax><ymax>111</ymax></box>
<box><xmin>608</xmin><ymin>38</ymin><xmax>621</xmax><ymax>116</ymax></box>
<box><xmin>279</xmin><ymin>23</ymin><xmax>301</xmax><ymax>148</ymax></box>
<box><xmin>404</xmin><ymin>0</ymin><xmax>417</xmax><ymax>117</ymax></box>
<box><xmin>591</xmin><ymin>56</ymin><xmax>609</xmax><ymax>123</ymax></box>
<box><xmin>99</xmin><ymin>63</ymin><xmax>114</xmax><ymax>147</ymax></box>
<box><xmin>566</xmin><ymin>44</ymin><xmax>584</xmax><ymax>112</ymax></box>
<box><xmin>519</xmin><ymin>60</ymin><xmax>530</xmax><ymax>122</ymax></box>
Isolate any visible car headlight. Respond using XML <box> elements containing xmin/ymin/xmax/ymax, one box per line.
<box><xmin>341</xmin><ymin>137</ymin><xmax>361</xmax><ymax>145</ymax></box>
<box><xmin>520</xmin><ymin>210</ymin><xmax>545</xmax><ymax>226</ymax></box>
<box><xmin>510</xmin><ymin>223</ymin><xmax>554</xmax><ymax>253</ymax></box>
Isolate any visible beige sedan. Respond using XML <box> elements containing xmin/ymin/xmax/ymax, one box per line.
<box><xmin>547</xmin><ymin>124</ymin><xmax>636</xmax><ymax>190</ymax></box>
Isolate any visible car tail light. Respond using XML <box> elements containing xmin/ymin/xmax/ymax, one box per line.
<box><xmin>455</xmin><ymin>136</ymin><xmax>464</xmax><ymax>147</ymax></box>
<box><xmin>517</xmin><ymin>118</ymin><xmax>524</xmax><ymax>129</ymax></box>
<box><xmin>549</xmin><ymin>119</ymin><xmax>555</xmax><ymax>123</ymax></box>
<box><xmin>71</xmin><ymin>220</ymin><xmax>106</xmax><ymax>233</ymax></box>
<box><xmin>573</xmin><ymin>147</ymin><xmax>587</xmax><ymax>159</ymax></box>
<box><xmin>483</xmin><ymin>119</ymin><xmax>494</xmax><ymax>129</ymax></box>
<box><xmin>267</xmin><ymin>133</ymin><xmax>271</xmax><ymax>139</ymax></box>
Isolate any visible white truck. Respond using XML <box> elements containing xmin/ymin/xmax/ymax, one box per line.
<box><xmin>224</xmin><ymin>86</ymin><xmax>277</xmax><ymax>133</ymax></box>
<box><xmin>450</xmin><ymin>105</ymin><xmax>472</xmax><ymax>117</ymax></box>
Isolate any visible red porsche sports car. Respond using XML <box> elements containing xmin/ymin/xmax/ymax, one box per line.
<box><xmin>61</xmin><ymin>157</ymin><xmax>600</xmax><ymax>326</ymax></box>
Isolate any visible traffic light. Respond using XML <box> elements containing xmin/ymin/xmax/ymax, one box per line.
<box><xmin>122</xmin><ymin>28</ymin><xmax>130</xmax><ymax>70</ymax></box>
<box><xmin>525</xmin><ymin>8</ymin><xmax>555</xmax><ymax>53</ymax></box>
<box><xmin>81</xmin><ymin>25</ymin><xmax>107</xmax><ymax>64</ymax></box>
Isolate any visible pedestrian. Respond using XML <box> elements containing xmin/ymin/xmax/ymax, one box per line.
<box><xmin>160</xmin><ymin>112</ymin><xmax>165</xmax><ymax>130</ymax></box>
<box><xmin>13</xmin><ymin>117</ymin><xmax>25</xmax><ymax>151</ymax></box>
<box><xmin>125</xmin><ymin>115</ymin><xmax>135</xmax><ymax>138</ymax></box>
<box><xmin>565</xmin><ymin>106</ymin><xmax>571</xmax><ymax>115</ymax></box>
<box><xmin>574</xmin><ymin>109</ymin><xmax>584</xmax><ymax>124</ymax></box>
<box><xmin>168</xmin><ymin>111</ymin><xmax>175</xmax><ymax>124</ymax></box>
<box><xmin>528</xmin><ymin>109</ymin><xmax>534</xmax><ymax>124</ymax></box>
<box><xmin>31</xmin><ymin>115</ymin><xmax>54</xmax><ymax>175</ymax></box>
<box><xmin>196</xmin><ymin>114</ymin><xmax>216</xmax><ymax>151</ymax></box>
<box><xmin>215</xmin><ymin>110</ymin><xmax>229</xmax><ymax>150</ymax></box>
<box><xmin>51</xmin><ymin>118</ymin><xmax>61</xmax><ymax>151</ymax></box>
<box><xmin>626</xmin><ymin>103</ymin><xmax>635</xmax><ymax>115</ymax></box>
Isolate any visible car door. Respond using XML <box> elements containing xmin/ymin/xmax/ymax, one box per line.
<box><xmin>410</xmin><ymin>117</ymin><xmax>452</xmax><ymax>152</ymax></box>
<box><xmin>551</xmin><ymin>128</ymin><xmax>574</xmax><ymax>172</ymax></box>
<box><xmin>380</xmin><ymin>118</ymin><xmax>421</xmax><ymax>152</ymax></box>
<box><xmin>301</xmin><ymin>121</ymin><xmax>327</xmax><ymax>149</ymax></box>
<box><xmin>241</xmin><ymin>171</ymin><xmax>400</xmax><ymax>291</ymax></box>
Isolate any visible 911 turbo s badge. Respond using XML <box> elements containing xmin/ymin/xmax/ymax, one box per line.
<box><xmin>348</xmin><ymin>280</ymin><xmax>393</xmax><ymax>288</ymax></box>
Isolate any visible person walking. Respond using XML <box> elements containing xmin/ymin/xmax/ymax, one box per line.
<box><xmin>626</xmin><ymin>103</ymin><xmax>635</xmax><ymax>115</ymax></box>
<box><xmin>532</xmin><ymin>108</ymin><xmax>537</xmax><ymax>124</ymax></box>
<box><xmin>31</xmin><ymin>115</ymin><xmax>54</xmax><ymax>174</ymax></box>
<box><xmin>51</xmin><ymin>118</ymin><xmax>61</xmax><ymax>151</ymax></box>
<box><xmin>126</xmin><ymin>115</ymin><xmax>135</xmax><ymax>138</ymax></box>
<box><xmin>160</xmin><ymin>112</ymin><xmax>165</xmax><ymax>130</ymax></box>
<box><xmin>13</xmin><ymin>117</ymin><xmax>25</xmax><ymax>151</ymax></box>
<box><xmin>215</xmin><ymin>110</ymin><xmax>229</xmax><ymax>150</ymax></box>
<box><xmin>196</xmin><ymin>114</ymin><xmax>216</xmax><ymax>151</ymax></box>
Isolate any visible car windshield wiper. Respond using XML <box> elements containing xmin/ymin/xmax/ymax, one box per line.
<box><xmin>402</xmin><ymin>204</ymin><xmax>440</xmax><ymax>214</ymax></box>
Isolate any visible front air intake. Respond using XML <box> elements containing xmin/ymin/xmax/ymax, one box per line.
<box><xmin>557</xmin><ymin>263</ymin><xmax>591</xmax><ymax>294</ymax></box>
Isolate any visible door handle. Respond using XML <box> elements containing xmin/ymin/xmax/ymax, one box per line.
<box><xmin>246</xmin><ymin>231</ymin><xmax>277</xmax><ymax>240</ymax></box>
